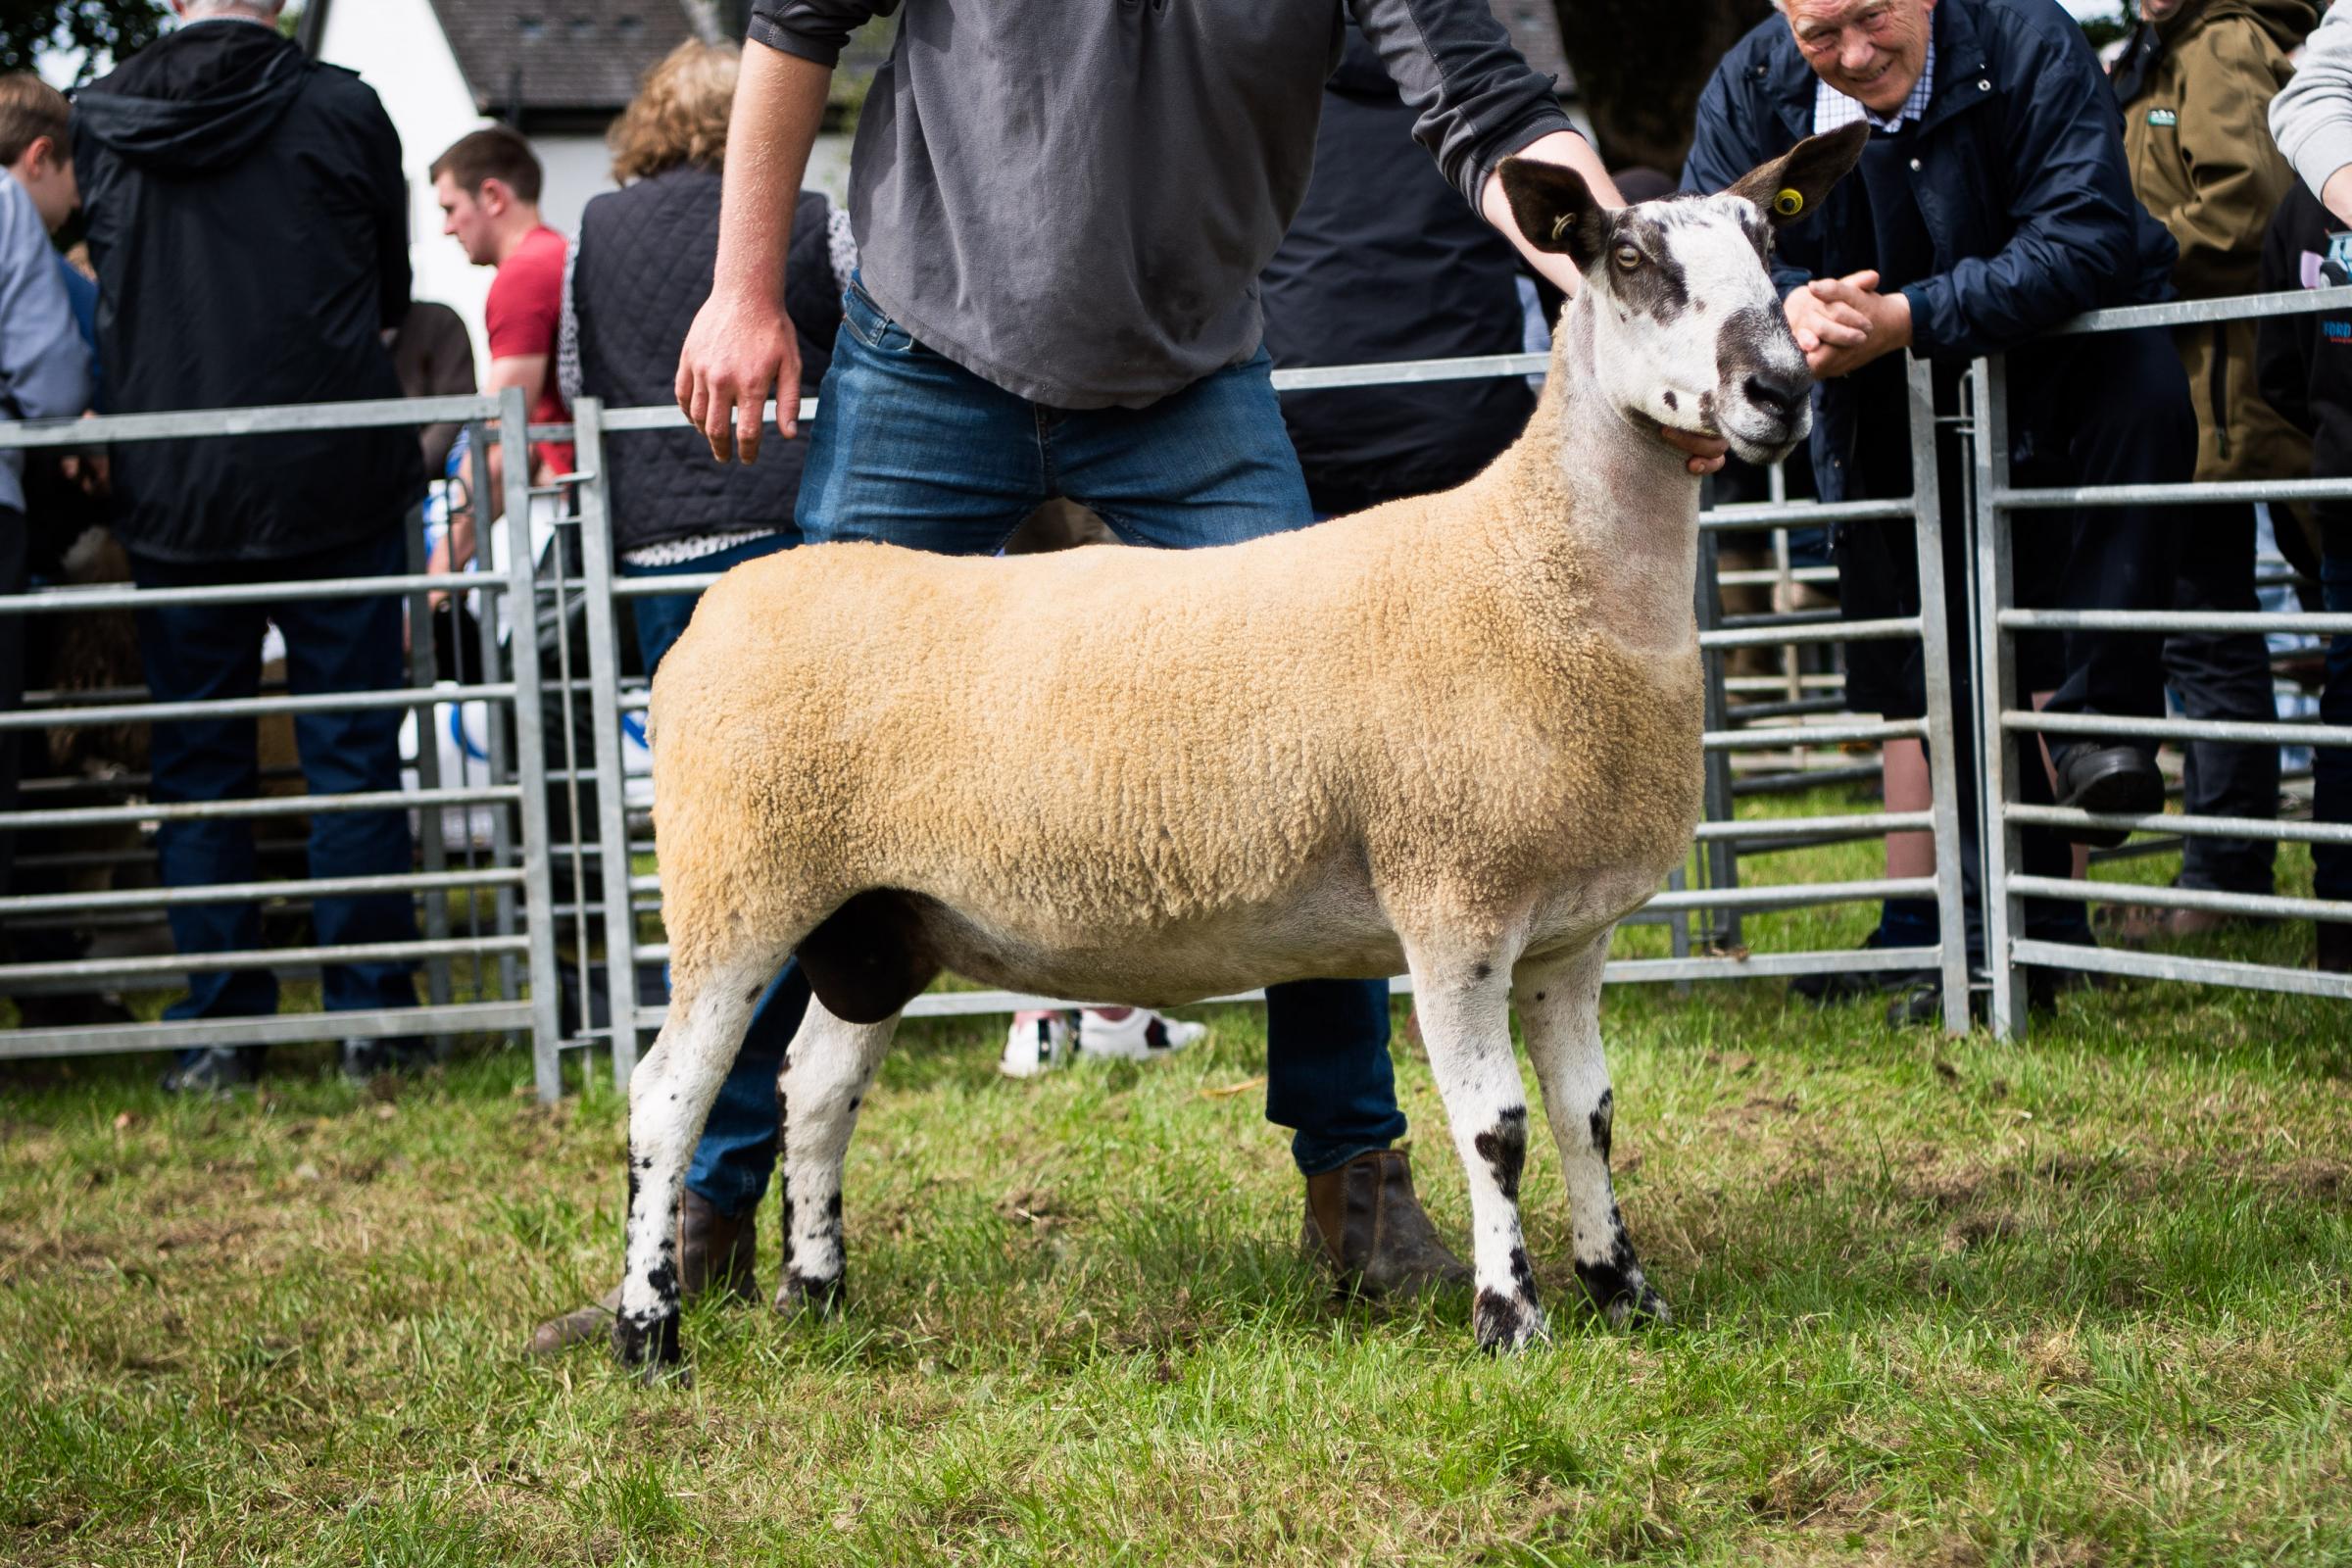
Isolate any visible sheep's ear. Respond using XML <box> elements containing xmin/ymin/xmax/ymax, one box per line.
<box><xmin>1500</xmin><ymin>157</ymin><xmax>1609</xmax><ymax>270</ymax></box>
<box><xmin>1723</xmin><ymin>122</ymin><xmax>1869</xmax><ymax>227</ymax></box>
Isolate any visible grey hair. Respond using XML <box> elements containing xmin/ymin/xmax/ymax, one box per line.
<box><xmin>179</xmin><ymin>1</ymin><xmax>287</xmax><ymax>18</ymax></box>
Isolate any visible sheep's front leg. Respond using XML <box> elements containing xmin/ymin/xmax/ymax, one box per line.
<box><xmin>614</xmin><ymin>963</ymin><xmax>772</xmax><ymax>1382</ymax></box>
<box><xmin>1516</xmin><ymin>937</ymin><xmax>1670</xmax><ymax>1328</ymax></box>
<box><xmin>773</xmin><ymin>998</ymin><xmax>898</xmax><ymax>1316</ymax></box>
<box><xmin>1406</xmin><ymin>947</ymin><xmax>1546</xmax><ymax>1353</ymax></box>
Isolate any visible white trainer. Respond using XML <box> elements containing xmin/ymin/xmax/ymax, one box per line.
<box><xmin>1077</xmin><ymin>1007</ymin><xmax>1207</xmax><ymax>1061</ymax></box>
<box><xmin>999</xmin><ymin>1009</ymin><xmax>1075</xmax><ymax>1079</ymax></box>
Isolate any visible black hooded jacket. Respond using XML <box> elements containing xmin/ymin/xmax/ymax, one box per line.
<box><xmin>1257</xmin><ymin>24</ymin><xmax>1537</xmax><ymax>515</ymax></box>
<box><xmin>74</xmin><ymin>20</ymin><xmax>421</xmax><ymax>564</ymax></box>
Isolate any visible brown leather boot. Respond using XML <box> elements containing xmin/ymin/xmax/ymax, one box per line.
<box><xmin>1300</xmin><ymin>1148</ymin><xmax>1471</xmax><ymax>1299</ymax></box>
<box><xmin>526</xmin><ymin>1189</ymin><xmax>757</xmax><ymax>1355</ymax></box>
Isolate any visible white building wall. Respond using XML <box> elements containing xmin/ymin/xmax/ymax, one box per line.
<box><xmin>316</xmin><ymin>0</ymin><xmax>620</xmax><ymax>386</ymax></box>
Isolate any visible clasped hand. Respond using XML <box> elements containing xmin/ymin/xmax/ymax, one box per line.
<box><xmin>1785</xmin><ymin>270</ymin><xmax>1911</xmax><ymax>379</ymax></box>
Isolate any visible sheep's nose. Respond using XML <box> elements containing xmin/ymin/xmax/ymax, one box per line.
<box><xmin>1742</xmin><ymin>368</ymin><xmax>1807</xmax><ymax>421</ymax></box>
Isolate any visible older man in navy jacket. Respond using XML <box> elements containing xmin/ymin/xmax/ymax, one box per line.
<box><xmin>1685</xmin><ymin>0</ymin><xmax>2195</xmax><ymax>1021</ymax></box>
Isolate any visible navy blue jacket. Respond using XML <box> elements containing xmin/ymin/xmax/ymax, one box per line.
<box><xmin>1682</xmin><ymin>0</ymin><xmax>2178</xmax><ymax>502</ymax></box>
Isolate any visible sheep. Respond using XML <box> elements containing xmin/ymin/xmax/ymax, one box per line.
<box><xmin>612</xmin><ymin>122</ymin><xmax>1870</xmax><ymax>1378</ymax></box>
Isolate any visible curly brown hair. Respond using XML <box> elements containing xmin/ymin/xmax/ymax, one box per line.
<box><xmin>609</xmin><ymin>40</ymin><xmax>739</xmax><ymax>184</ymax></box>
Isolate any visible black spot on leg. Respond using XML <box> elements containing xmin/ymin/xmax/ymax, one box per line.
<box><xmin>1473</xmin><ymin>962</ymin><xmax>1492</xmax><ymax>981</ymax></box>
<box><xmin>1590</xmin><ymin>1088</ymin><xmax>1614</xmax><ymax>1164</ymax></box>
<box><xmin>1473</xmin><ymin>1106</ymin><xmax>1528</xmax><ymax>1203</ymax></box>
<box><xmin>1509</xmin><ymin>1245</ymin><xmax>1537</xmax><ymax>1298</ymax></box>
<box><xmin>1535</xmin><ymin>992</ymin><xmax>1546</xmax><ymax>1003</ymax></box>
<box><xmin>746</xmin><ymin>987</ymin><xmax>763</xmax><ymax>1004</ymax></box>
<box><xmin>1473</xmin><ymin>1287</ymin><xmax>1540</xmax><ymax>1353</ymax></box>
<box><xmin>826</xmin><ymin>1190</ymin><xmax>843</xmax><ymax>1225</ymax></box>
<box><xmin>848</xmin><ymin>1095</ymin><xmax>860</xmax><ymax>1111</ymax></box>
<box><xmin>1662</xmin><ymin>391</ymin><xmax>1678</xmax><ymax>411</ymax></box>
<box><xmin>780</xmin><ymin>1268</ymin><xmax>846</xmax><ymax>1317</ymax></box>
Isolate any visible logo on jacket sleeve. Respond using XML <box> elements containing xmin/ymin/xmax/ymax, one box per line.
<box><xmin>2146</xmin><ymin>108</ymin><xmax>2179</xmax><ymax>127</ymax></box>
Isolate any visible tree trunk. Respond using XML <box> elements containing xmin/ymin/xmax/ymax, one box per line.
<box><xmin>1549</xmin><ymin>0</ymin><xmax>1779</xmax><ymax>176</ymax></box>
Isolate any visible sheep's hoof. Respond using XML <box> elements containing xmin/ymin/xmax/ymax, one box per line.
<box><xmin>773</xmin><ymin>1270</ymin><xmax>846</xmax><ymax>1321</ymax></box>
<box><xmin>1473</xmin><ymin>1289</ymin><xmax>1548</xmax><ymax>1354</ymax></box>
<box><xmin>1595</xmin><ymin>1282</ymin><xmax>1673</xmax><ymax>1331</ymax></box>
<box><xmin>611</xmin><ymin>1309</ymin><xmax>682</xmax><ymax>1378</ymax></box>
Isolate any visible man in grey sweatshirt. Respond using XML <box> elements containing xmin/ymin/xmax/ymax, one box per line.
<box><xmin>2272</xmin><ymin>0</ymin><xmax>2352</xmax><ymax>220</ymax></box>
<box><xmin>525</xmin><ymin>0</ymin><xmax>1722</xmax><ymax>1354</ymax></box>
<box><xmin>0</xmin><ymin>158</ymin><xmax>95</xmax><ymax>909</ymax></box>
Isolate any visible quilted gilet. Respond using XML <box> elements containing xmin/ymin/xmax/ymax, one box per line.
<box><xmin>575</xmin><ymin>168</ymin><xmax>840</xmax><ymax>553</ymax></box>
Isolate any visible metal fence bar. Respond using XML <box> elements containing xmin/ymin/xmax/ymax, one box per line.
<box><xmin>0</xmin><ymin>684</ymin><xmax>515</xmax><ymax>732</ymax></box>
<box><xmin>2002</xmin><ymin>609</ymin><xmax>2352</xmax><ymax>636</ymax></box>
<box><xmin>1693</xmin><ymin>809</ymin><xmax>1937</xmax><ymax>841</ymax></box>
<box><xmin>0</xmin><ymin>1001</ymin><xmax>535</xmax><ymax>1062</ymax></box>
<box><xmin>2004</xmin><ymin>710</ymin><xmax>2352</xmax><ymax>749</ymax></box>
<box><xmin>2011</xmin><ymin>938</ymin><xmax>2352</xmax><ymax>1002</ymax></box>
<box><xmin>0</xmin><ymin>935</ymin><xmax>527</xmax><ymax>985</ymax></box>
<box><xmin>2008</xmin><ymin>875</ymin><xmax>2352</xmax><ymax>924</ymax></box>
<box><xmin>0</xmin><ymin>866</ymin><xmax>522</xmax><ymax>917</ymax></box>
<box><xmin>1973</xmin><ymin>354</ymin><xmax>2030</xmax><ymax>1036</ymax></box>
<box><xmin>2007</xmin><ymin>804</ymin><xmax>2352</xmax><ymax>846</ymax></box>
<box><xmin>0</xmin><ymin>393</ymin><xmax>500</xmax><ymax>450</ymax></box>
<box><xmin>498</xmin><ymin>386</ymin><xmax>567</xmax><ymax>1102</ymax></box>
<box><xmin>0</xmin><ymin>574</ymin><xmax>513</xmax><ymax>615</ymax></box>
<box><xmin>573</xmin><ymin>400</ymin><xmax>644</xmax><ymax>1087</ymax></box>
<box><xmin>1701</xmin><ymin>616</ymin><xmax>1918</xmax><ymax>650</ymax></box>
<box><xmin>1905</xmin><ymin>357</ymin><xmax>1975</xmax><ymax>1032</ymax></box>
<box><xmin>1703</xmin><ymin>719</ymin><xmax>1926</xmax><ymax>751</ymax></box>
<box><xmin>0</xmin><ymin>784</ymin><xmax>518</xmax><ymax>832</ymax></box>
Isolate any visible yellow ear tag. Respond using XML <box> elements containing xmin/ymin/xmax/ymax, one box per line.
<box><xmin>1549</xmin><ymin>214</ymin><xmax>1572</xmax><ymax>243</ymax></box>
<box><xmin>1773</xmin><ymin>188</ymin><xmax>1805</xmax><ymax>218</ymax></box>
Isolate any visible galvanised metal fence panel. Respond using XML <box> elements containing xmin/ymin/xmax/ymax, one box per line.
<box><xmin>1970</xmin><ymin>289</ymin><xmax>2352</xmax><ymax>1030</ymax></box>
<box><xmin>0</xmin><ymin>393</ymin><xmax>561</xmax><ymax>1085</ymax></box>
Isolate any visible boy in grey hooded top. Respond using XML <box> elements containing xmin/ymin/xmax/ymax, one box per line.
<box><xmin>0</xmin><ymin>168</ymin><xmax>91</xmax><ymax>515</ymax></box>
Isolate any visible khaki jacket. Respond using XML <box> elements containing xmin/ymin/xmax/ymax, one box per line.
<box><xmin>2120</xmin><ymin>0</ymin><xmax>2317</xmax><ymax>481</ymax></box>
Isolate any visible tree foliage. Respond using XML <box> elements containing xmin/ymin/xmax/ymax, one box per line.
<box><xmin>0</xmin><ymin>0</ymin><xmax>170</xmax><ymax>84</ymax></box>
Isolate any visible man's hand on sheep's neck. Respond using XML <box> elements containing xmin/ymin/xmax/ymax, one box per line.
<box><xmin>1786</xmin><ymin>270</ymin><xmax>1913</xmax><ymax>380</ymax></box>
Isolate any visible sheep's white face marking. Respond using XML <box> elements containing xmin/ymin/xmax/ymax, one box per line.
<box><xmin>1500</xmin><ymin>124</ymin><xmax>1868</xmax><ymax>468</ymax></box>
<box><xmin>1586</xmin><ymin>195</ymin><xmax>1814</xmax><ymax>466</ymax></box>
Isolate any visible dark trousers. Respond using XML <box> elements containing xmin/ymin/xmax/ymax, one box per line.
<box><xmin>1839</xmin><ymin>327</ymin><xmax>2194</xmax><ymax>956</ymax></box>
<box><xmin>2318</xmin><ymin>548</ymin><xmax>2352</xmax><ymax>905</ymax></box>
<box><xmin>0</xmin><ymin>508</ymin><xmax>23</xmax><ymax>906</ymax></box>
<box><xmin>128</xmin><ymin>529</ymin><xmax>418</xmax><ymax>1051</ymax></box>
<box><xmin>2162</xmin><ymin>505</ymin><xmax>2279</xmax><ymax>895</ymax></box>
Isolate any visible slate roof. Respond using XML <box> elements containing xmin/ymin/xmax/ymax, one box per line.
<box><xmin>427</xmin><ymin>0</ymin><xmax>699</xmax><ymax>123</ymax></box>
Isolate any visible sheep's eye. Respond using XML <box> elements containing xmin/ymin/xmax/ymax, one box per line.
<box><xmin>1612</xmin><ymin>244</ymin><xmax>1642</xmax><ymax>272</ymax></box>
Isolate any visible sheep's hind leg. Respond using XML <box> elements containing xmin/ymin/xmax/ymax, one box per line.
<box><xmin>1516</xmin><ymin>936</ymin><xmax>1670</xmax><ymax>1328</ymax></box>
<box><xmin>613</xmin><ymin>953</ymin><xmax>783</xmax><ymax>1383</ymax></box>
<box><xmin>1405</xmin><ymin>943</ymin><xmax>1546</xmax><ymax>1353</ymax></box>
<box><xmin>774</xmin><ymin>996</ymin><xmax>898</xmax><ymax>1317</ymax></box>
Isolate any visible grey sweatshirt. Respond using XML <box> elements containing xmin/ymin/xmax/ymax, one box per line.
<box><xmin>0</xmin><ymin>172</ymin><xmax>93</xmax><ymax>514</ymax></box>
<box><xmin>2271</xmin><ymin>1</ymin><xmax>2352</xmax><ymax>200</ymax></box>
<box><xmin>751</xmin><ymin>0</ymin><xmax>1571</xmax><ymax>409</ymax></box>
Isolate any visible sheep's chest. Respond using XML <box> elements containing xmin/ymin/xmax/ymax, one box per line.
<box><xmin>1516</xmin><ymin>634</ymin><xmax>1705</xmax><ymax>886</ymax></box>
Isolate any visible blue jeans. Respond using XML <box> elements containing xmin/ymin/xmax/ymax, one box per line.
<box><xmin>675</xmin><ymin>276</ymin><xmax>1406</xmax><ymax>1209</ymax></box>
<box><xmin>622</xmin><ymin>535</ymin><xmax>818</xmax><ymax>1215</ymax></box>
<box><xmin>2318</xmin><ymin>549</ymin><xmax>2352</xmax><ymax>906</ymax></box>
<box><xmin>127</xmin><ymin>529</ymin><xmax>420</xmax><ymax>1059</ymax></box>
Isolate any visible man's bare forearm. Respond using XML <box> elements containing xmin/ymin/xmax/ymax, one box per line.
<box><xmin>713</xmin><ymin>45</ymin><xmax>835</xmax><ymax>305</ymax></box>
<box><xmin>1480</xmin><ymin>129</ymin><xmax>1625</xmax><ymax>297</ymax></box>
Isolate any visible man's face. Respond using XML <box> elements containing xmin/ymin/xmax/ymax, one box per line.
<box><xmin>1785</xmin><ymin>0</ymin><xmax>1937</xmax><ymax>117</ymax></box>
<box><xmin>434</xmin><ymin>172</ymin><xmax>497</xmax><ymax>266</ymax></box>
<box><xmin>2137</xmin><ymin>0</ymin><xmax>2185</xmax><ymax>21</ymax></box>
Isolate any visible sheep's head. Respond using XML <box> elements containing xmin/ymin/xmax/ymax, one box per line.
<box><xmin>1500</xmin><ymin>122</ymin><xmax>1868</xmax><ymax>466</ymax></box>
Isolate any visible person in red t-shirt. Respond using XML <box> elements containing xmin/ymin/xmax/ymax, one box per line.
<box><xmin>428</xmin><ymin>125</ymin><xmax>572</xmax><ymax>578</ymax></box>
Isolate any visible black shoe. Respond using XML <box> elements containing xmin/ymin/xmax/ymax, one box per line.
<box><xmin>339</xmin><ymin>1035</ymin><xmax>438</xmax><ymax>1081</ymax></box>
<box><xmin>160</xmin><ymin>1046</ymin><xmax>261</xmax><ymax>1096</ymax></box>
<box><xmin>1885</xmin><ymin>966</ymin><xmax>2065</xmax><ymax>1029</ymax></box>
<box><xmin>1788</xmin><ymin>929</ymin><xmax>1936</xmax><ymax>1004</ymax></box>
<box><xmin>2051</xmin><ymin>744</ymin><xmax>2166</xmax><ymax>849</ymax></box>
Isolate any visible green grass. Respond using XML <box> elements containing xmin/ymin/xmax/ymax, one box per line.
<box><xmin>2</xmin><ymin>789</ymin><xmax>2348</xmax><ymax>1565</ymax></box>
